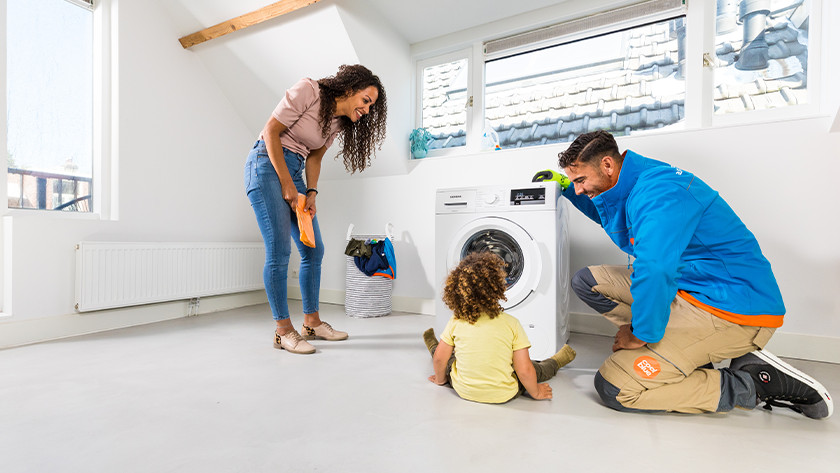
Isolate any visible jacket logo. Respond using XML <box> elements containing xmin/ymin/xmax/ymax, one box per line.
<box><xmin>674</xmin><ymin>168</ymin><xmax>683</xmax><ymax>175</ymax></box>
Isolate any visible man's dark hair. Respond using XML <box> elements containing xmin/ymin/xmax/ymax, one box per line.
<box><xmin>558</xmin><ymin>130</ymin><xmax>621</xmax><ymax>168</ymax></box>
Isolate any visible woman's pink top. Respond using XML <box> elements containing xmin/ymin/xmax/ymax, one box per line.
<box><xmin>265</xmin><ymin>78</ymin><xmax>341</xmax><ymax>157</ymax></box>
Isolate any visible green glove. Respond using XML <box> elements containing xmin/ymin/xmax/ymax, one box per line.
<box><xmin>531</xmin><ymin>169</ymin><xmax>570</xmax><ymax>190</ymax></box>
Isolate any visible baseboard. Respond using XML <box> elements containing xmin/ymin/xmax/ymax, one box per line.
<box><xmin>570</xmin><ymin>312</ymin><xmax>840</xmax><ymax>364</ymax></box>
<box><xmin>0</xmin><ymin>291</ymin><xmax>268</xmax><ymax>350</ymax></box>
<box><xmin>569</xmin><ymin>311</ymin><xmax>617</xmax><ymax>337</ymax></box>
<box><xmin>762</xmin><ymin>332</ymin><xmax>840</xmax><ymax>364</ymax></box>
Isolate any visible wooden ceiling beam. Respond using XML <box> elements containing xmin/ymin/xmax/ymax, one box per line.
<box><xmin>179</xmin><ymin>0</ymin><xmax>322</xmax><ymax>49</ymax></box>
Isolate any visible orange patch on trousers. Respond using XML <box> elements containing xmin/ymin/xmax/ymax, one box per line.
<box><xmin>633</xmin><ymin>356</ymin><xmax>661</xmax><ymax>379</ymax></box>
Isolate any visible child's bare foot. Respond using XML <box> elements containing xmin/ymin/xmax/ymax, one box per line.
<box><xmin>551</xmin><ymin>344</ymin><xmax>576</xmax><ymax>368</ymax></box>
<box><xmin>423</xmin><ymin>328</ymin><xmax>437</xmax><ymax>355</ymax></box>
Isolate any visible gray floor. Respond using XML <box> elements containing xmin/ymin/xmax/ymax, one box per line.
<box><xmin>2</xmin><ymin>302</ymin><xmax>839</xmax><ymax>473</ymax></box>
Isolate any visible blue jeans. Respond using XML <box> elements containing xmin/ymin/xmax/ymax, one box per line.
<box><xmin>244</xmin><ymin>140</ymin><xmax>324</xmax><ymax>321</ymax></box>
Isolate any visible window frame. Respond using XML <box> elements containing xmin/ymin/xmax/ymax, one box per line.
<box><xmin>3</xmin><ymin>0</ymin><xmax>112</xmax><ymax>218</ymax></box>
<box><xmin>414</xmin><ymin>47</ymin><xmax>475</xmax><ymax>159</ymax></box>
<box><xmin>411</xmin><ymin>0</ymin><xmax>825</xmax><ymax>159</ymax></box>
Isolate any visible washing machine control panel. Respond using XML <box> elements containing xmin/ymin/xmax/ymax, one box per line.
<box><xmin>475</xmin><ymin>188</ymin><xmax>506</xmax><ymax>209</ymax></box>
<box><xmin>510</xmin><ymin>187</ymin><xmax>546</xmax><ymax>206</ymax></box>
<box><xmin>436</xmin><ymin>184</ymin><xmax>557</xmax><ymax>213</ymax></box>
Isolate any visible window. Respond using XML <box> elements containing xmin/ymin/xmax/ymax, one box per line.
<box><xmin>416</xmin><ymin>50</ymin><xmax>471</xmax><ymax>152</ymax></box>
<box><xmin>485</xmin><ymin>16</ymin><xmax>686</xmax><ymax>149</ymax></box>
<box><xmin>713</xmin><ymin>0</ymin><xmax>811</xmax><ymax>114</ymax></box>
<box><xmin>6</xmin><ymin>0</ymin><xmax>94</xmax><ymax>212</ymax></box>
<box><xmin>411</xmin><ymin>0</ymin><xmax>822</xmax><ymax>158</ymax></box>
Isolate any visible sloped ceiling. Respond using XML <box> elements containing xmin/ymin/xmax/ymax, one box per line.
<box><xmin>154</xmin><ymin>0</ymin><xmax>573</xmax><ymax>176</ymax></box>
<box><xmin>160</xmin><ymin>0</ymin><xmax>570</xmax><ymax>46</ymax></box>
<box><xmin>158</xmin><ymin>0</ymin><xmax>357</xmax><ymax>134</ymax></box>
<box><xmin>157</xmin><ymin>0</ymin><xmax>571</xmax><ymax>123</ymax></box>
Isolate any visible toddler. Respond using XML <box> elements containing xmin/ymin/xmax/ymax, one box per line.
<box><xmin>424</xmin><ymin>252</ymin><xmax>576</xmax><ymax>403</ymax></box>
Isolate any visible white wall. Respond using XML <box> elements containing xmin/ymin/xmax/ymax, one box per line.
<box><xmin>3</xmin><ymin>0</ymin><xmax>839</xmax><ymax>361</ymax></box>
<box><xmin>1</xmin><ymin>0</ymin><xmax>259</xmax><ymax>344</ymax></box>
<box><xmin>313</xmin><ymin>0</ymin><xmax>840</xmax><ymax>361</ymax></box>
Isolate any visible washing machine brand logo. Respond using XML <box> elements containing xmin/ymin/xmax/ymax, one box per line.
<box><xmin>449</xmin><ymin>194</ymin><xmax>462</xmax><ymax>199</ymax></box>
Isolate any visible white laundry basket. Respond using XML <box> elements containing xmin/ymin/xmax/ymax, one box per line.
<box><xmin>344</xmin><ymin>223</ymin><xmax>395</xmax><ymax>318</ymax></box>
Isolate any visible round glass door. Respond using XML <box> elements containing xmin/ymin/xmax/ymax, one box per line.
<box><xmin>448</xmin><ymin>217</ymin><xmax>541</xmax><ymax>309</ymax></box>
<box><xmin>461</xmin><ymin>229</ymin><xmax>524</xmax><ymax>288</ymax></box>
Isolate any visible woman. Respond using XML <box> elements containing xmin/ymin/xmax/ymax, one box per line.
<box><xmin>244</xmin><ymin>64</ymin><xmax>387</xmax><ymax>354</ymax></box>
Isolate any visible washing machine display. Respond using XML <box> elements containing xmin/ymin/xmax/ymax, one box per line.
<box><xmin>435</xmin><ymin>184</ymin><xmax>570</xmax><ymax>360</ymax></box>
<box><xmin>510</xmin><ymin>187</ymin><xmax>546</xmax><ymax>205</ymax></box>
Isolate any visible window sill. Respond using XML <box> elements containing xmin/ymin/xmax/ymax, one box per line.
<box><xmin>409</xmin><ymin>109</ymin><xmax>832</xmax><ymax>163</ymax></box>
<box><xmin>2</xmin><ymin>208</ymin><xmax>102</xmax><ymax>220</ymax></box>
<box><xmin>411</xmin><ymin>146</ymin><xmax>514</xmax><ymax>162</ymax></box>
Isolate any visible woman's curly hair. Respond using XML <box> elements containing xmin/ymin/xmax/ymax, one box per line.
<box><xmin>442</xmin><ymin>252</ymin><xmax>508</xmax><ymax>324</ymax></box>
<box><xmin>317</xmin><ymin>64</ymin><xmax>387</xmax><ymax>174</ymax></box>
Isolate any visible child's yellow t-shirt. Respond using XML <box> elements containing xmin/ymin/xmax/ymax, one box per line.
<box><xmin>440</xmin><ymin>312</ymin><xmax>531</xmax><ymax>404</ymax></box>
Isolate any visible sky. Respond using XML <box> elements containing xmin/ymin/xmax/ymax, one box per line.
<box><xmin>6</xmin><ymin>0</ymin><xmax>92</xmax><ymax>177</ymax></box>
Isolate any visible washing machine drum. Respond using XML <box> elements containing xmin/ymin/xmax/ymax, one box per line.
<box><xmin>461</xmin><ymin>229</ymin><xmax>524</xmax><ymax>288</ymax></box>
<box><xmin>449</xmin><ymin>217</ymin><xmax>542</xmax><ymax>310</ymax></box>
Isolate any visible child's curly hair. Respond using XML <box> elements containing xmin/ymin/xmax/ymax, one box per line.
<box><xmin>442</xmin><ymin>252</ymin><xmax>508</xmax><ymax>324</ymax></box>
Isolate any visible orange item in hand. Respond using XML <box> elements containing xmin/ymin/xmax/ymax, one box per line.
<box><xmin>296</xmin><ymin>194</ymin><xmax>316</xmax><ymax>248</ymax></box>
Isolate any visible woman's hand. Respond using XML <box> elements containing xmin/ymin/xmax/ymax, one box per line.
<box><xmin>281</xmin><ymin>182</ymin><xmax>298</xmax><ymax>211</ymax></box>
<box><xmin>304</xmin><ymin>191</ymin><xmax>317</xmax><ymax>216</ymax></box>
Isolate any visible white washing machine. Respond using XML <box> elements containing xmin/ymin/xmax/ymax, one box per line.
<box><xmin>434</xmin><ymin>183</ymin><xmax>570</xmax><ymax>360</ymax></box>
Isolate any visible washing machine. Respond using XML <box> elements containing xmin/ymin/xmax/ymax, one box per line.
<box><xmin>434</xmin><ymin>183</ymin><xmax>570</xmax><ymax>360</ymax></box>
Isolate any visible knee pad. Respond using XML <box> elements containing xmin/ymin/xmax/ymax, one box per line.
<box><xmin>594</xmin><ymin>371</ymin><xmax>633</xmax><ymax>412</ymax></box>
<box><xmin>571</xmin><ymin>267</ymin><xmax>618</xmax><ymax>314</ymax></box>
<box><xmin>571</xmin><ymin>267</ymin><xmax>596</xmax><ymax>299</ymax></box>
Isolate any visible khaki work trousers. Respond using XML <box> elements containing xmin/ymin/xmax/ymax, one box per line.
<box><xmin>591</xmin><ymin>265</ymin><xmax>774</xmax><ymax>413</ymax></box>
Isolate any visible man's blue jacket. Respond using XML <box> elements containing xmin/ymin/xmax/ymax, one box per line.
<box><xmin>562</xmin><ymin>150</ymin><xmax>785</xmax><ymax>343</ymax></box>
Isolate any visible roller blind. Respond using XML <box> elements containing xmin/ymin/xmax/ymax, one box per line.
<box><xmin>484</xmin><ymin>0</ymin><xmax>686</xmax><ymax>60</ymax></box>
<box><xmin>64</xmin><ymin>0</ymin><xmax>94</xmax><ymax>11</ymax></box>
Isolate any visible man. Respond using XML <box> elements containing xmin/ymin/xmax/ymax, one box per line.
<box><xmin>537</xmin><ymin>130</ymin><xmax>832</xmax><ymax>418</ymax></box>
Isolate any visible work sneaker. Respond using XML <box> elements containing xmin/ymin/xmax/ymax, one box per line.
<box><xmin>274</xmin><ymin>329</ymin><xmax>316</xmax><ymax>354</ymax></box>
<box><xmin>730</xmin><ymin>350</ymin><xmax>833</xmax><ymax>419</ymax></box>
<box><xmin>301</xmin><ymin>322</ymin><xmax>348</xmax><ymax>341</ymax></box>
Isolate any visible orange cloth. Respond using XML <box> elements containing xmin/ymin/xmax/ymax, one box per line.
<box><xmin>295</xmin><ymin>194</ymin><xmax>316</xmax><ymax>248</ymax></box>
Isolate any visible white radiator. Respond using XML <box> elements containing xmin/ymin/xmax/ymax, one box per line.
<box><xmin>75</xmin><ymin>242</ymin><xmax>265</xmax><ymax>312</ymax></box>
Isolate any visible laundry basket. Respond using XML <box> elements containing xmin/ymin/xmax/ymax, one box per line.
<box><xmin>344</xmin><ymin>223</ymin><xmax>394</xmax><ymax>318</ymax></box>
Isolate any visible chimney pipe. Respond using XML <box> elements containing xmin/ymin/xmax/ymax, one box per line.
<box><xmin>736</xmin><ymin>0</ymin><xmax>771</xmax><ymax>70</ymax></box>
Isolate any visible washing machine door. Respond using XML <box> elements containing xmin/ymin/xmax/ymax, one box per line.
<box><xmin>447</xmin><ymin>216</ymin><xmax>542</xmax><ymax>310</ymax></box>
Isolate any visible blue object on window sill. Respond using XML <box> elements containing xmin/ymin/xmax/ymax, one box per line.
<box><xmin>409</xmin><ymin>128</ymin><xmax>433</xmax><ymax>159</ymax></box>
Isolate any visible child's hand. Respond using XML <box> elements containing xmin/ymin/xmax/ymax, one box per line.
<box><xmin>428</xmin><ymin>374</ymin><xmax>446</xmax><ymax>385</ymax></box>
<box><xmin>532</xmin><ymin>383</ymin><xmax>553</xmax><ymax>400</ymax></box>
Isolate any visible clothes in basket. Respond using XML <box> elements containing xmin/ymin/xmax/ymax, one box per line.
<box><xmin>352</xmin><ymin>239</ymin><xmax>396</xmax><ymax>279</ymax></box>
